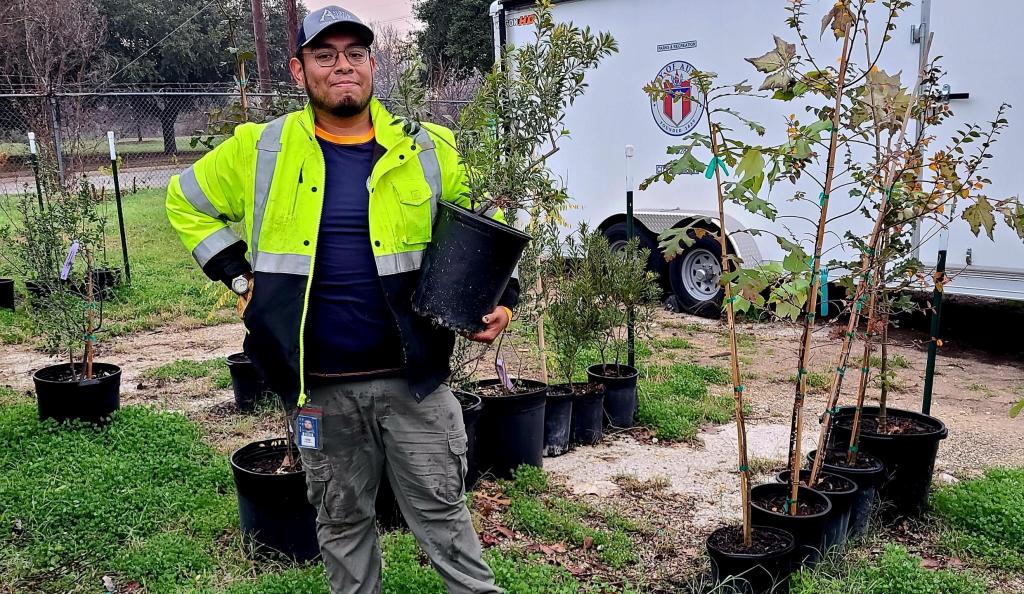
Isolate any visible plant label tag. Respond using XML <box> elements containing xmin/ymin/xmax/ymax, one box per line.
<box><xmin>60</xmin><ymin>240</ymin><xmax>80</xmax><ymax>280</ymax></box>
<box><xmin>295</xmin><ymin>407</ymin><xmax>323</xmax><ymax>450</ymax></box>
<box><xmin>496</xmin><ymin>358</ymin><xmax>513</xmax><ymax>391</ymax></box>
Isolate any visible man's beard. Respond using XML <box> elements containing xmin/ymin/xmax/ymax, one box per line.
<box><xmin>306</xmin><ymin>82</ymin><xmax>373</xmax><ymax>118</ymax></box>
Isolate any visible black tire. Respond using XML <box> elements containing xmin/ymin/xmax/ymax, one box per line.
<box><xmin>602</xmin><ymin>221</ymin><xmax>669</xmax><ymax>289</ymax></box>
<box><xmin>667</xmin><ymin>230</ymin><xmax>727</xmax><ymax>318</ymax></box>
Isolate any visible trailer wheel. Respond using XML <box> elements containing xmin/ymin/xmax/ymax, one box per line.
<box><xmin>668</xmin><ymin>231</ymin><xmax>726</xmax><ymax>318</ymax></box>
<box><xmin>602</xmin><ymin>221</ymin><xmax>669</xmax><ymax>289</ymax></box>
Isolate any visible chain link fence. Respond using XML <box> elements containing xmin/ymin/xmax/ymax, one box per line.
<box><xmin>0</xmin><ymin>90</ymin><xmax>470</xmax><ymax>196</ymax></box>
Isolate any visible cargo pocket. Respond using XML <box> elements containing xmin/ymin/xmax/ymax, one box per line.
<box><xmin>300</xmin><ymin>449</ymin><xmax>333</xmax><ymax>519</ymax></box>
<box><xmin>445</xmin><ymin>430</ymin><xmax>469</xmax><ymax>504</ymax></box>
<box><xmin>396</xmin><ymin>185</ymin><xmax>434</xmax><ymax>244</ymax></box>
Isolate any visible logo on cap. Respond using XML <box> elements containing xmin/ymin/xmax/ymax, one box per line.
<box><xmin>320</xmin><ymin>8</ymin><xmax>354</xmax><ymax>22</ymax></box>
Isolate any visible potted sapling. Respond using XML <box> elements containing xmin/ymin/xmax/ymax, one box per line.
<box><xmin>229</xmin><ymin>398</ymin><xmax>319</xmax><ymax>561</ymax></box>
<box><xmin>402</xmin><ymin>0</ymin><xmax>617</xmax><ymax>334</ymax></box>
<box><xmin>543</xmin><ymin>224</ymin><xmax>609</xmax><ymax>454</ymax></box>
<box><xmin>644</xmin><ymin>69</ymin><xmax>797</xmax><ymax>593</ymax></box>
<box><xmin>1</xmin><ymin>181</ymin><xmax>121</xmax><ymax>424</ymax></box>
<box><xmin>585</xmin><ymin>230</ymin><xmax>660</xmax><ymax>429</ymax></box>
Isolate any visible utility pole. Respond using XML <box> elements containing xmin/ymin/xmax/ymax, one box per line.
<box><xmin>250</xmin><ymin>0</ymin><xmax>272</xmax><ymax>92</ymax></box>
<box><xmin>285</xmin><ymin>0</ymin><xmax>299</xmax><ymax>58</ymax></box>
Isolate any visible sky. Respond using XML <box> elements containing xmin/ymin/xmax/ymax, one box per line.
<box><xmin>304</xmin><ymin>0</ymin><xmax>417</xmax><ymax>33</ymax></box>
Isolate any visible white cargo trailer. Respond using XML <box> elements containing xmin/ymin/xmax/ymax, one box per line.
<box><xmin>490</xmin><ymin>0</ymin><xmax>1024</xmax><ymax>314</ymax></box>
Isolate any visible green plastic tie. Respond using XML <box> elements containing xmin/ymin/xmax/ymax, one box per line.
<box><xmin>862</xmin><ymin>367</ymin><xmax>870</xmax><ymax>373</ymax></box>
<box><xmin>704</xmin><ymin>155</ymin><xmax>729</xmax><ymax>179</ymax></box>
<box><xmin>846</xmin><ymin>331</ymin><xmax>856</xmax><ymax>339</ymax></box>
<box><xmin>797</xmin><ymin>368</ymin><xmax>808</xmax><ymax>377</ymax></box>
<box><xmin>849</xmin><ymin>445</ymin><xmax>859</xmax><ymax>453</ymax></box>
<box><xmin>866</xmin><ymin>247</ymin><xmax>876</xmax><ymax>255</ymax></box>
<box><xmin>734</xmin><ymin>385</ymin><xmax>745</xmax><ymax>393</ymax></box>
<box><xmin>84</xmin><ymin>334</ymin><xmax>97</xmax><ymax>341</ymax></box>
<box><xmin>739</xmin><ymin>465</ymin><xmax>750</xmax><ymax>472</ymax></box>
<box><xmin>725</xmin><ymin>295</ymin><xmax>738</xmax><ymax>304</ymax></box>
<box><xmin>836</xmin><ymin>366</ymin><xmax>846</xmax><ymax>377</ymax></box>
<box><xmin>819</xmin><ymin>192</ymin><xmax>829</xmax><ymax>207</ymax></box>
<box><xmin>829</xmin><ymin>406</ymin><xmax>843</xmax><ymax>414</ymax></box>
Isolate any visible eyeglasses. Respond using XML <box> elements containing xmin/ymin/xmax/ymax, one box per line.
<box><xmin>305</xmin><ymin>46</ymin><xmax>370</xmax><ymax>68</ymax></box>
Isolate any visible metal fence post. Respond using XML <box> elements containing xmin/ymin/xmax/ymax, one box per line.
<box><xmin>47</xmin><ymin>93</ymin><xmax>66</xmax><ymax>185</ymax></box>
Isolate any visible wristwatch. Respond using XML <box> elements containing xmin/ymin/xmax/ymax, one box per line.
<box><xmin>230</xmin><ymin>275</ymin><xmax>250</xmax><ymax>296</ymax></box>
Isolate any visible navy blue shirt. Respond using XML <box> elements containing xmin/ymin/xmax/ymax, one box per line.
<box><xmin>304</xmin><ymin>128</ymin><xmax>404</xmax><ymax>375</ymax></box>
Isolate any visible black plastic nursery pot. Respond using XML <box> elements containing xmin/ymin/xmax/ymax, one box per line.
<box><xmin>33</xmin><ymin>362</ymin><xmax>121</xmax><ymax>424</ymax></box>
<box><xmin>230</xmin><ymin>438</ymin><xmax>319</xmax><ymax>562</ymax></box>
<box><xmin>750</xmin><ymin>483</ymin><xmax>832</xmax><ymax>568</ymax></box>
<box><xmin>806</xmin><ymin>449</ymin><xmax>885</xmax><ymax>539</ymax></box>
<box><xmin>706</xmin><ymin>525</ymin><xmax>796</xmax><ymax>594</ymax></box>
<box><xmin>91</xmin><ymin>267</ymin><xmax>122</xmax><ymax>298</ymax></box>
<box><xmin>0</xmin><ymin>278</ymin><xmax>14</xmax><ymax>310</ymax></box>
<box><xmin>412</xmin><ymin>201</ymin><xmax>531</xmax><ymax>334</ymax></box>
<box><xmin>226</xmin><ymin>352</ymin><xmax>266</xmax><ymax>411</ymax></box>
<box><xmin>471</xmin><ymin>379</ymin><xmax>547</xmax><ymax>480</ymax></box>
<box><xmin>543</xmin><ymin>385</ymin><xmax>574</xmax><ymax>457</ymax></box>
<box><xmin>586</xmin><ymin>363</ymin><xmax>639</xmax><ymax>429</ymax></box>
<box><xmin>829</xmin><ymin>406</ymin><xmax>948</xmax><ymax>518</ymax></box>
<box><xmin>25</xmin><ymin>279</ymin><xmax>51</xmax><ymax>299</ymax></box>
<box><xmin>570</xmin><ymin>384</ymin><xmax>606</xmax><ymax>446</ymax></box>
<box><xmin>776</xmin><ymin>470</ymin><xmax>857</xmax><ymax>554</ymax></box>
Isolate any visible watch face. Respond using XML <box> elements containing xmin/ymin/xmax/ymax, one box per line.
<box><xmin>232</xmin><ymin>277</ymin><xmax>249</xmax><ymax>294</ymax></box>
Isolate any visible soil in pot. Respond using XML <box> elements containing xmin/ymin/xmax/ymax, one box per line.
<box><xmin>543</xmin><ymin>385</ymin><xmax>574</xmax><ymax>457</ymax></box>
<box><xmin>226</xmin><ymin>352</ymin><xmax>266</xmax><ymax>412</ymax></box>
<box><xmin>230</xmin><ymin>438</ymin><xmax>319</xmax><ymax>562</ymax></box>
<box><xmin>586</xmin><ymin>363</ymin><xmax>639</xmax><ymax>429</ymax></box>
<box><xmin>751</xmin><ymin>483</ymin><xmax>832</xmax><ymax>568</ymax></box>
<box><xmin>707</xmin><ymin>525</ymin><xmax>795</xmax><ymax>594</ymax></box>
<box><xmin>33</xmin><ymin>362</ymin><xmax>121</xmax><ymax>424</ymax></box>
<box><xmin>412</xmin><ymin>201</ymin><xmax>531</xmax><ymax>334</ymax></box>
<box><xmin>567</xmin><ymin>382</ymin><xmax>606</xmax><ymax>446</ymax></box>
<box><xmin>829</xmin><ymin>406</ymin><xmax>947</xmax><ymax>518</ymax></box>
<box><xmin>776</xmin><ymin>470</ymin><xmax>857</xmax><ymax>554</ymax></box>
<box><xmin>0</xmin><ymin>278</ymin><xmax>14</xmax><ymax>310</ymax></box>
<box><xmin>470</xmin><ymin>378</ymin><xmax>547</xmax><ymax>480</ymax></box>
<box><xmin>806</xmin><ymin>449</ymin><xmax>884</xmax><ymax>539</ymax></box>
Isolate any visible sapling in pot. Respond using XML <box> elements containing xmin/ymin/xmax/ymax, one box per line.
<box><xmin>644</xmin><ymin>68</ymin><xmax>797</xmax><ymax>591</ymax></box>
<box><xmin>544</xmin><ymin>224</ymin><xmax>611</xmax><ymax>451</ymax></box>
<box><xmin>392</xmin><ymin>0</ymin><xmax>618</xmax><ymax>334</ymax></box>
<box><xmin>1</xmin><ymin>180</ymin><xmax>121</xmax><ymax>424</ymax></box>
<box><xmin>585</xmin><ymin>228</ymin><xmax>661</xmax><ymax>429</ymax></box>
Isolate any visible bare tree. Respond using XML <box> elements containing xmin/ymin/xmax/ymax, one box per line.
<box><xmin>370</xmin><ymin>23</ymin><xmax>416</xmax><ymax>99</ymax></box>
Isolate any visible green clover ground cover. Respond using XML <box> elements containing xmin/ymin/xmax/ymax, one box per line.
<box><xmin>791</xmin><ymin>545</ymin><xmax>986</xmax><ymax>594</ymax></box>
<box><xmin>932</xmin><ymin>467</ymin><xmax>1024</xmax><ymax>570</ymax></box>
<box><xmin>0</xmin><ymin>395</ymin><xmax>620</xmax><ymax>593</ymax></box>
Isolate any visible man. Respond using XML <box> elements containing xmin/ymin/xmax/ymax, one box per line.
<box><xmin>166</xmin><ymin>6</ymin><xmax>516</xmax><ymax>593</ymax></box>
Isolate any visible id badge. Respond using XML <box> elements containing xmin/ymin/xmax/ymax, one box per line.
<box><xmin>295</xmin><ymin>407</ymin><xmax>323</xmax><ymax>450</ymax></box>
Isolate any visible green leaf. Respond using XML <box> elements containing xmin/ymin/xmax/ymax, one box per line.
<box><xmin>745</xmin><ymin>35</ymin><xmax>795</xmax><ymax>73</ymax></box>
<box><xmin>783</xmin><ymin>250</ymin><xmax>807</xmax><ymax>274</ymax></box>
<box><xmin>1011</xmin><ymin>400</ymin><xmax>1024</xmax><ymax>418</ymax></box>
<box><xmin>735</xmin><ymin>149</ymin><xmax>765</xmax><ymax>186</ymax></box>
<box><xmin>962</xmin><ymin>197</ymin><xmax>996</xmax><ymax>240</ymax></box>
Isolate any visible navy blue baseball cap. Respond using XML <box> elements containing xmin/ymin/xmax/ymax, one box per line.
<box><xmin>296</xmin><ymin>5</ymin><xmax>374</xmax><ymax>51</ymax></box>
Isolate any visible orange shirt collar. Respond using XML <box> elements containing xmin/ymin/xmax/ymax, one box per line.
<box><xmin>314</xmin><ymin>125</ymin><xmax>375</xmax><ymax>145</ymax></box>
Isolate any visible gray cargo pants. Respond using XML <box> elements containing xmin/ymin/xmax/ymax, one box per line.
<box><xmin>298</xmin><ymin>377</ymin><xmax>501</xmax><ymax>594</ymax></box>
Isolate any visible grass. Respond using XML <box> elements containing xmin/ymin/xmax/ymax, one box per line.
<box><xmin>636</xmin><ymin>362</ymin><xmax>733</xmax><ymax>441</ymax></box>
<box><xmin>869</xmin><ymin>353</ymin><xmax>910</xmax><ymax>369</ymax></box>
<box><xmin>501</xmin><ymin>466</ymin><xmax>639</xmax><ymax>571</ymax></box>
<box><xmin>0</xmin><ymin>399</ymin><xmax>635</xmax><ymax>593</ymax></box>
<box><xmin>0</xmin><ymin>189</ymin><xmax>236</xmax><ymax>345</ymax></box>
<box><xmin>791</xmin><ymin>544</ymin><xmax>986</xmax><ymax>594</ymax></box>
<box><xmin>653</xmin><ymin>336</ymin><xmax>693</xmax><ymax>350</ymax></box>
<box><xmin>747</xmin><ymin>456</ymin><xmax>785</xmax><ymax>476</ymax></box>
<box><xmin>142</xmin><ymin>357</ymin><xmax>233</xmax><ymax>390</ymax></box>
<box><xmin>932</xmin><ymin>467</ymin><xmax>1024</xmax><ymax>570</ymax></box>
<box><xmin>787</xmin><ymin>369</ymin><xmax>831</xmax><ymax>392</ymax></box>
<box><xmin>716</xmin><ymin>332</ymin><xmax>757</xmax><ymax>351</ymax></box>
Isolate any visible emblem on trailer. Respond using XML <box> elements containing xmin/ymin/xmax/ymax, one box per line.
<box><xmin>650</xmin><ymin>61</ymin><xmax>704</xmax><ymax>136</ymax></box>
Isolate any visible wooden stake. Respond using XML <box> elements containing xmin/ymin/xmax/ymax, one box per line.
<box><xmin>709</xmin><ymin>122</ymin><xmax>752</xmax><ymax>547</ymax></box>
<box><xmin>84</xmin><ymin>250</ymin><xmax>95</xmax><ymax>380</ymax></box>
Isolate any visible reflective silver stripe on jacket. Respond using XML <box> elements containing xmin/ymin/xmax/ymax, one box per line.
<box><xmin>375</xmin><ymin>250</ymin><xmax>424</xmax><ymax>276</ymax></box>
<box><xmin>251</xmin><ymin>115</ymin><xmax>288</xmax><ymax>270</ymax></box>
<box><xmin>254</xmin><ymin>252</ymin><xmax>311</xmax><ymax>276</ymax></box>
<box><xmin>192</xmin><ymin>227</ymin><xmax>239</xmax><ymax>267</ymax></box>
<box><xmin>179</xmin><ymin>165</ymin><xmax>221</xmax><ymax>219</ymax></box>
<box><xmin>414</xmin><ymin>128</ymin><xmax>442</xmax><ymax>220</ymax></box>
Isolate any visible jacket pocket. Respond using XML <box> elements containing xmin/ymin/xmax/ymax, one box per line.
<box><xmin>395</xmin><ymin>184</ymin><xmax>434</xmax><ymax>245</ymax></box>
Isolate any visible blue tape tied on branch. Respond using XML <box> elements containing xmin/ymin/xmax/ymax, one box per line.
<box><xmin>705</xmin><ymin>156</ymin><xmax>729</xmax><ymax>179</ymax></box>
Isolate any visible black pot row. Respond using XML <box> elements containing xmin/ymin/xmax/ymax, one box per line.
<box><xmin>707</xmin><ymin>406</ymin><xmax>949</xmax><ymax>593</ymax></box>
<box><xmin>1</xmin><ymin>270</ymin><xmax>123</xmax><ymax>310</ymax></box>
